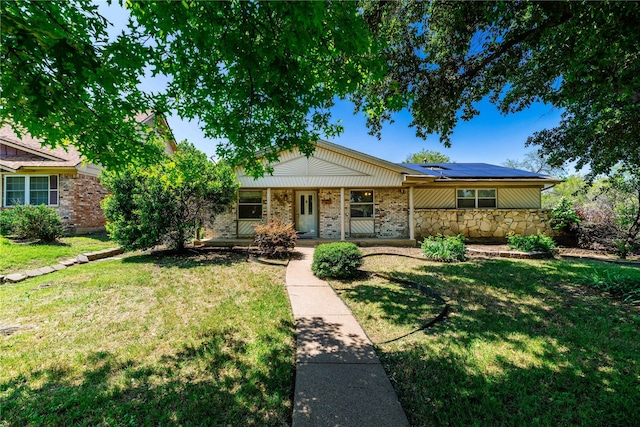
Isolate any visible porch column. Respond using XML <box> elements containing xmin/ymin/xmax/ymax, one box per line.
<box><xmin>409</xmin><ymin>186</ymin><xmax>415</xmax><ymax>240</ymax></box>
<box><xmin>266</xmin><ymin>188</ymin><xmax>271</xmax><ymax>222</ymax></box>
<box><xmin>340</xmin><ymin>187</ymin><xmax>345</xmax><ymax>240</ymax></box>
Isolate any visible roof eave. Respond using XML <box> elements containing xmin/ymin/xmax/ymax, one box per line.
<box><xmin>403</xmin><ymin>175</ymin><xmax>563</xmax><ymax>185</ymax></box>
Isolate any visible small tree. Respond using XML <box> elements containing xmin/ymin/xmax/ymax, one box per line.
<box><xmin>402</xmin><ymin>149</ymin><xmax>451</xmax><ymax>164</ymax></box>
<box><xmin>503</xmin><ymin>150</ymin><xmax>567</xmax><ymax>177</ymax></box>
<box><xmin>101</xmin><ymin>141</ymin><xmax>239</xmax><ymax>251</ymax></box>
<box><xmin>549</xmin><ymin>197</ymin><xmax>581</xmax><ymax>232</ymax></box>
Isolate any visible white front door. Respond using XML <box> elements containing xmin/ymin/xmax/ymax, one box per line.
<box><xmin>296</xmin><ymin>191</ymin><xmax>317</xmax><ymax>237</ymax></box>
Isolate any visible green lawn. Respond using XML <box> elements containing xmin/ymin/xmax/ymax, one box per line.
<box><xmin>0</xmin><ymin>249</ymin><xmax>294</xmax><ymax>426</ymax></box>
<box><xmin>331</xmin><ymin>256</ymin><xmax>640</xmax><ymax>426</ymax></box>
<box><xmin>0</xmin><ymin>234</ymin><xmax>116</xmax><ymax>274</ymax></box>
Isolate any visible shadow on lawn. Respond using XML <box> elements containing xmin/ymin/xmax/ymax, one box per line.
<box><xmin>122</xmin><ymin>247</ymin><xmax>249</xmax><ymax>269</ymax></box>
<box><xmin>0</xmin><ymin>323</ymin><xmax>294</xmax><ymax>426</ymax></box>
<box><xmin>342</xmin><ymin>257</ymin><xmax>640</xmax><ymax>426</ymax></box>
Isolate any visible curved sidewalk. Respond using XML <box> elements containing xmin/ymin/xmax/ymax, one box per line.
<box><xmin>286</xmin><ymin>247</ymin><xmax>409</xmax><ymax>427</ymax></box>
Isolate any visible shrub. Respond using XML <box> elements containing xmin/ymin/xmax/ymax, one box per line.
<box><xmin>0</xmin><ymin>209</ymin><xmax>17</xmax><ymax>236</ymax></box>
<box><xmin>549</xmin><ymin>197</ymin><xmax>581</xmax><ymax>231</ymax></box>
<box><xmin>253</xmin><ymin>217</ymin><xmax>297</xmax><ymax>258</ymax></box>
<box><xmin>101</xmin><ymin>141</ymin><xmax>239</xmax><ymax>251</ymax></box>
<box><xmin>0</xmin><ymin>204</ymin><xmax>63</xmax><ymax>242</ymax></box>
<box><xmin>420</xmin><ymin>234</ymin><xmax>467</xmax><ymax>262</ymax></box>
<box><xmin>577</xmin><ymin>269</ymin><xmax>640</xmax><ymax>304</ymax></box>
<box><xmin>507</xmin><ymin>233</ymin><xmax>556</xmax><ymax>253</ymax></box>
<box><xmin>312</xmin><ymin>242</ymin><xmax>363</xmax><ymax>279</ymax></box>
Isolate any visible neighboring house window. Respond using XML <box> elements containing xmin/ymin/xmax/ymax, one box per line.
<box><xmin>350</xmin><ymin>190</ymin><xmax>374</xmax><ymax>218</ymax></box>
<box><xmin>3</xmin><ymin>175</ymin><xmax>58</xmax><ymax>207</ymax></box>
<box><xmin>457</xmin><ymin>189</ymin><xmax>496</xmax><ymax>209</ymax></box>
<box><xmin>238</xmin><ymin>190</ymin><xmax>262</xmax><ymax>219</ymax></box>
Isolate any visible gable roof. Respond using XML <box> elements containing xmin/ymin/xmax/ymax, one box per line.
<box><xmin>0</xmin><ymin>126</ymin><xmax>83</xmax><ymax>172</ymax></box>
<box><xmin>238</xmin><ymin>140</ymin><xmax>562</xmax><ymax>187</ymax></box>
<box><xmin>0</xmin><ymin>112</ymin><xmax>177</xmax><ymax>172</ymax></box>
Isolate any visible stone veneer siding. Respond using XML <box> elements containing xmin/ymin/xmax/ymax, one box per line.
<box><xmin>207</xmin><ymin>190</ymin><xmax>551</xmax><ymax>241</ymax></box>
<box><xmin>57</xmin><ymin>173</ymin><xmax>108</xmax><ymax>233</ymax></box>
<box><xmin>414</xmin><ymin>208</ymin><xmax>554</xmax><ymax>240</ymax></box>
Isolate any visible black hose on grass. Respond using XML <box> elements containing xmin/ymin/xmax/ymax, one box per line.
<box><xmin>361</xmin><ymin>253</ymin><xmax>450</xmax><ymax>344</ymax></box>
<box><xmin>368</xmin><ymin>272</ymin><xmax>450</xmax><ymax>344</ymax></box>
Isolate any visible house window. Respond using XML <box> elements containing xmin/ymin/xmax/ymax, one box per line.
<box><xmin>350</xmin><ymin>190</ymin><xmax>374</xmax><ymax>218</ymax></box>
<box><xmin>457</xmin><ymin>189</ymin><xmax>496</xmax><ymax>209</ymax></box>
<box><xmin>238</xmin><ymin>190</ymin><xmax>262</xmax><ymax>219</ymax></box>
<box><xmin>3</xmin><ymin>175</ymin><xmax>59</xmax><ymax>207</ymax></box>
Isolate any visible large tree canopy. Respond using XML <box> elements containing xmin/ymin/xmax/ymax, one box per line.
<box><xmin>1</xmin><ymin>0</ymin><xmax>381</xmax><ymax>176</ymax></box>
<box><xmin>127</xmin><ymin>1</ymin><xmax>382</xmax><ymax>176</ymax></box>
<box><xmin>357</xmin><ymin>0</ymin><xmax>640</xmax><ymax>176</ymax></box>
<box><xmin>2</xmin><ymin>1</ymin><xmax>639</xmax><ymax>177</ymax></box>
<box><xmin>1</xmin><ymin>0</ymin><xmax>165</xmax><ymax>169</ymax></box>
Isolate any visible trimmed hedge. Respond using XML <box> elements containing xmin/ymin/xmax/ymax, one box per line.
<box><xmin>312</xmin><ymin>242</ymin><xmax>363</xmax><ymax>279</ymax></box>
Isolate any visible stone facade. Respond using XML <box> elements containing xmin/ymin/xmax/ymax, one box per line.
<box><xmin>205</xmin><ymin>190</ymin><xmax>552</xmax><ymax>242</ymax></box>
<box><xmin>57</xmin><ymin>173</ymin><xmax>108</xmax><ymax>234</ymax></box>
<box><xmin>415</xmin><ymin>208</ymin><xmax>554</xmax><ymax>241</ymax></box>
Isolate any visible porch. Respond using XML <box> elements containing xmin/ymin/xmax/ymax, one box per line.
<box><xmin>197</xmin><ymin>237</ymin><xmax>417</xmax><ymax>248</ymax></box>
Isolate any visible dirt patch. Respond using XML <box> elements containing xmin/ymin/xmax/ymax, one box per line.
<box><xmin>0</xmin><ymin>325</ymin><xmax>33</xmax><ymax>336</ymax></box>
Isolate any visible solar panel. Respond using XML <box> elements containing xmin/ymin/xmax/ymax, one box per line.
<box><xmin>400</xmin><ymin>163</ymin><xmax>552</xmax><ymax>179</ymax></box>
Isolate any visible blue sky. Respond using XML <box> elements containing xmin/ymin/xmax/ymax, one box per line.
<box><xmin>99</xmin><ymin>1</ymin><xmax>563</xmax><ymax>167</ymax></box>
<box><xmin>166</xmin><ymin>98</ymin><xmax>563</xmax><ymax>166</ymax></box>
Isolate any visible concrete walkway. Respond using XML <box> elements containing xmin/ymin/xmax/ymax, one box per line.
<box><xmin>286</xmin><ymin>247</ymin><xmax>409</xmax><ymax>427</ymax></box>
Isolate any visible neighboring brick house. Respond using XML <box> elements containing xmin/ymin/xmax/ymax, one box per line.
<box><xmin>0</xmin><ymin>113</ymin><xmax>176</xmax><ymax>234</ymax></box>
<box><xmin>205</xmin><ymin>140</ymin><xmax>562</xmax><ymax>244</ymax></box>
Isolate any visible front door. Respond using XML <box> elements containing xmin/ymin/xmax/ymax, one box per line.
<box><xmin>296</xmin><ymin>191</ymin><xmax>317</xmax><ymax>237</ymax></box>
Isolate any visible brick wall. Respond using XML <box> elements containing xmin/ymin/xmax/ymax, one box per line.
<box><xmin>206</xmin><ymin>204</ymin><xmax>237</xmax><ymax>239</ymax></box>
<box><xmin>57</xmin><ymin>173</ymin><xmax>108</xmax><ymax>233</ymax></box>
<box><xmin>375</xmin><ymin>188</ymin><xmax>409</xmax><ymax>238</ymax></box>
<box><xmin>318</xmin><ymin>188</ymin><xmax>346</xmax><ymax>239</ymax></box>
<box><xmin>268</xmin><ymin>189</ymin><xmax>293</xmax><ymax>223</ymax></box>
<box><xmin>205</xmin><ymin>189</ymin><xmax>294</xmax><ymax>239</ymax></box>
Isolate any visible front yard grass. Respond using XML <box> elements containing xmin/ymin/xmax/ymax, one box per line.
<box><xmin>0</xmin><ymin>250</ymin><xmax>294</xmax><ymax>426</ymax></box>
<box><xmin>0</xmin><ymin>233</ymin><xmax>116</xmax><ymax>274</ymax></box>
<box><xmin>331</xmin><ymin>256</ymin><xmax>640</xmax><ymax>426</ymax></box>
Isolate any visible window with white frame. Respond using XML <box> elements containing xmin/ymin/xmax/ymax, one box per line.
<box><xmin>3</xmin><ymin>175</ymin><xmax>58</xmax><ymax>207</ymax></box>
<box><xmin>350</xmin><ymin>190</ymin><xmax>374</xmax><ymax>218</ymax></box>
<box><xmin>238</xmin><ymin>190</ymin><xmax>263</xmax><ymax>219</ymax></box>
<box><xmin>456</xmin><ymin>189</ymin><xmax>496</xmax><ymax>209</ymax></box>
